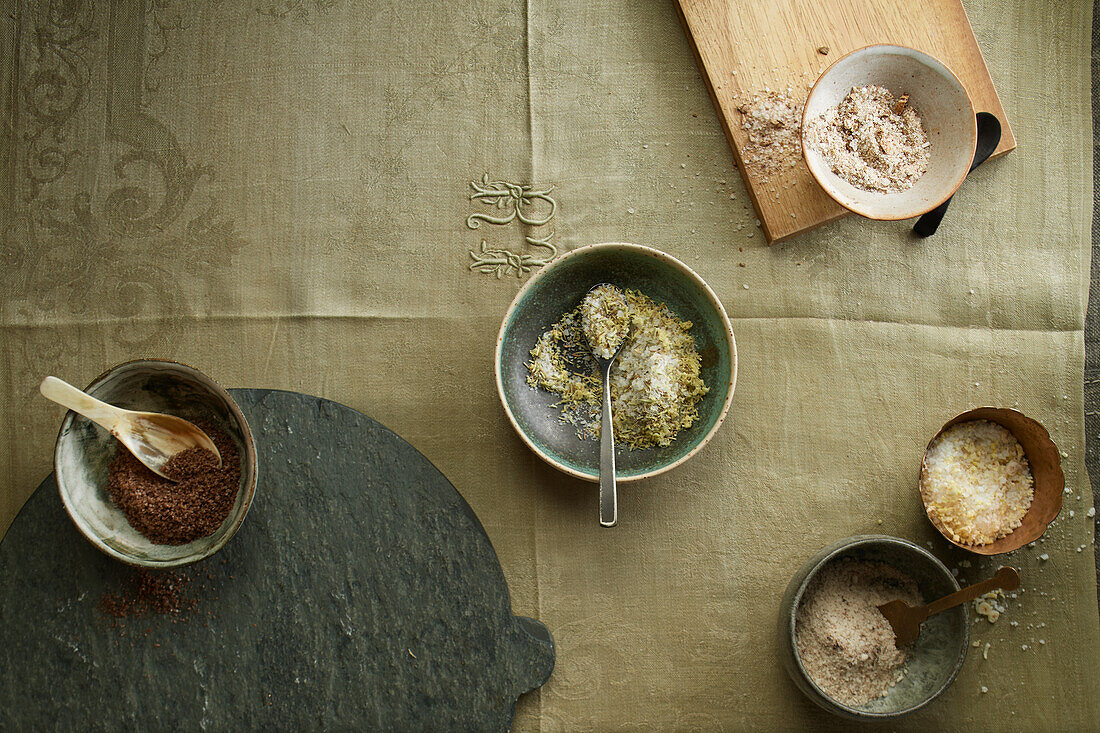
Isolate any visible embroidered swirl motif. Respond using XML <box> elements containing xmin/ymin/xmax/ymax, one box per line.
<box><xmin>144</xmin><ymin>0</ymin><xmax>186</xmax><ymax>94</ymax></box>
<box><xmin>255</xmin><ymin>0</ymin><xmax>339</xmax><ymax>21</ymax></box>
<box><xmin>469</xmin><ymin>233</ymin><xmax>557</xmax><ymax>279</ymax></box>
<box><xmin>21</xmin><ymin>0</ymin><xmax>95</xmax><ymax>201</ymax></box>
<box><xmin>466</xmin><ymin>173</ymin><xmax>557</xmax><ymax>229</ymax></box>
<box><xmin>465</xmin><ymin>173</ymin><xmax>559</xmax><ymax>279</ymax></box>
<box><xmin>6</xmin><ymin>0</ymin><xmax>245</xmax><ymax>367</ymax></box>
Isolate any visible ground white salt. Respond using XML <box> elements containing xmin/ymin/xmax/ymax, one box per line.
<box><xmin>805</xmin><ymin>85</ymin><xmax>930</xmax><ymax>193</ymax></box>
<box><xmin>795</xmin><ymin>559</ymin><xmax>921</xmax><ymax>707</ymax></box>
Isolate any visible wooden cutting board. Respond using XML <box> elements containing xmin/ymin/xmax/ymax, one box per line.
<box><xmin>674</xmin><ymin>0</ymin><xmax>1016</xmax><ymax>243</ymax></box>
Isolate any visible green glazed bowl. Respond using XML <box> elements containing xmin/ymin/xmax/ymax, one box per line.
<box><xmin>778</xmin><ymin>535</ymin><xmax>969</xmax><ymax>720</ymax></box>
<box><xmin>53</xmin><ymin>359</ymin><xmax>258</xmax><ymax>567</ymax></box>
<box><xmin>494</xmin><ymin>242</ymin><xmax>736</xmax><ymax>482</ymax></box>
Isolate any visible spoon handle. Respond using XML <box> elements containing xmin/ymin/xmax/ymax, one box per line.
<box><xmin>912</xmin><ymin>199</ymin><xmax>950</xmax><ymax>238</ymax></box>
<box><xmin>39</xmin><ymin>377</ymin><xmax>125</xmax><ymax>434</ymax></box>
<box><xmin>924</xmin><ymin>566</ymin><xmax>1020</xmax><ymax>617</ymax></box>
<box><xmin>598</xmin><ymin>367</ymin><xmax>618</xmax><ymax>527</ymax></box>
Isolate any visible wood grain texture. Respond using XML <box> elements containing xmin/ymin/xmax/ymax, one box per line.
<box><xmin>674</xmin><ymin>0</ymin><xmax>1016</xmax><ymax>243</ymax></box>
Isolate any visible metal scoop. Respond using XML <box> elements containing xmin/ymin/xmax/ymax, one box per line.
<box><xmin>40</xmin><ymin>376</ymin><xmax>221</xmax><ymax>481</ymax></box>
<box><xmin>582</xmin><ymin>284</ymin><xmax>631</xmax><ymax>528</ymax></box>
<box><xmin>878</xmin><ymin>566</ymin><xmax>1019</xmax><ymax>646</ymax></box>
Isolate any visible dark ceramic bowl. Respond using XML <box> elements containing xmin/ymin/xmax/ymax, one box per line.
<box><xmin>495</xmin><ymin>242</ymin><xmax>736</xmax><ymax>482</ymax></box>
<box><xmin>53</xmin><ymin>359</ymin><xmax>257</xmax><ymax>567</ymax></box>
<box><xmin>778</xmin><ymin>535</ymin><xmax>968</xmax><ymax>720</ymax></box>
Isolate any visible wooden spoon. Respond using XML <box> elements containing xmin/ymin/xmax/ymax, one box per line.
<box><xmin>879</xmin><ymin>566</ymin><xmax>1020</xmax><ymax>646</ymax></box>
<box><xmin>40</xmin><ymin>376</ymin><xmax>221</xmax><ymax>481</ymax></box>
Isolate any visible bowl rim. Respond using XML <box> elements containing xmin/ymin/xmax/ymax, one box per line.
<box><xmin>800</xmin><ymin>43</ymin><xmax>978</xmax><ymax>221</ymax></box>
<box><xmin>786</xmin><ymin>534</ymin><xmax>968</xmax><ymax>719</ymax></box>
<box><xmin>918</xmin><ymin>407</ymin><xmax>1064</xmax><ymax>555</ymax></box>
<box><xmin>494</xmin><ymin>242</ymin><xmax>738</xmax><ymax>483</ymax></box>
<box><xmin>53</xmin><ymin>358</ymin><xmax>258</xmax><ymax>568</ymax></box>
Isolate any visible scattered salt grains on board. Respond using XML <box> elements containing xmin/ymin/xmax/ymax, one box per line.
<box><xmin>804</xmin><ymin>85</ymin><xmax>931</xmax><ymax>193</ymax></box>
<box><xmin>737</xmin><ymin>91</ymin><xmax>805</xmax><ymax>181</ymax></box>
<box><xmin>921</xmin><ymin>420</ymin><xmax>1034</xmax><ymax>546</ymax></box>
<box><xmin>795</xmin><ymin>560</ymin><xmax>921</xmax><ymax>707</ymax></box>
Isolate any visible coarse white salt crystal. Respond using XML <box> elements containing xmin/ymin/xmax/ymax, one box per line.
<box><xmin>1087</xmin><ymin>507</ymin><xmax>1096</xmax><ymax>517</ymax></box>
<box><xmin>921</xmin><ymin>420</ymin><xmax>1034</xmax><ymax>546</ymax></box>
<box><xmin>981</xmin><ymin>686</ymin><xmax>988</xmax><ymax>693</ymax></box>
<box><xmin>974</xmin><ymin>590</ymin><xmax>1005</xmax><ymax>623</ymax></box>
<box><xmin>1039</xmin><ymin>553</ymin><xmax>1049</xmax><ymax>561</ymax></box>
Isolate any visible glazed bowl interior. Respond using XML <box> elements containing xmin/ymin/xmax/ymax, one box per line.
<box><xmin>54</xmin><ymin>360</ymin><xmax>257</xmax><ymax>567</ymax></box>
<box><xmin>495</xmin><ymin>243</ymin><xmax>736</xmax><ymax>482</ymax></box>
<box><xmin>920</xmin><ymin>407</ymin><xmax>1064</xmax><ymax>555</ymax></box>
<box><xmin>781</xmin><ymin>536</ymin><xmax>968</xmax><ymax>720</ymax></box>
<box><xmin>802</xmin><ymin>44</ymin><xmax>977</xmax><ymax>220</ymax></box>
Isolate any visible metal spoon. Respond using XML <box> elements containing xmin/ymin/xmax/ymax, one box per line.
<box><xmin>40</xmin><ymin>376</ymin><xmax>221</xmax><ymax>480</ymax></box>
<box><xmin>913</xmin><ymin>112</ymin><xmax>1002</xmax><ymax>238</ymax></box>
<box><xmin>582</xmin><ymin>284</ymin><xmax>631</xmax><ymax>528</ymax></box>
<box><xmin>878</xmin><ymin>566</ymin><xmax>1019</xmax><ymax>646</ymax></box>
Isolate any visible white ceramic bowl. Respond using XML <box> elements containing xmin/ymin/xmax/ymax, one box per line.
<box><xmin>802</xmin><ymin>45</ymin><xmax>977</xmax><ymax>220</ymax></box>
<box><xmin>53</xmin><ymin>360</ymin><xmax>258</xmax><ymax>567</ymax></box>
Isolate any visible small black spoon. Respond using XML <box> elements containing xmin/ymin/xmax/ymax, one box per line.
<box><xmin>913</xmin><ymin>112</ymin><xmax>1002</xmax><ymax>238</ymax></box>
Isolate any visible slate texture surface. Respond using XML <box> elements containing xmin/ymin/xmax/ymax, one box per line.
<box><xmin>0</xmin><ymin>388</ymin><xmax>554</xmax><ymax>731</ymax></box>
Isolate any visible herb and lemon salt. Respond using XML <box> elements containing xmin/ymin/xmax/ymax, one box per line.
<box><xmin>580</xmin><ymin>285</ymin><xmax>630</xmax><ymax>359</ymax></box>
<box><xmin>525</xmin><ymin>287</ymin><xmax>708</xmax><ymax>449</ymax></box>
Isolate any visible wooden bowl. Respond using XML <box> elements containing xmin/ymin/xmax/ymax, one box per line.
<box><xmin>801</xmin><ymin>44</ymin><xmax>977</xmax><ymax>220</ymax></box>
<box><xmin>495</xmin><ymin>242</ymin><xmax>736</xmax><ymax>482</ymax></box>
<box><xmin>919</xmin><ymin>407</ymin><xmax>1064</xmax><ymax>555</ymax></box>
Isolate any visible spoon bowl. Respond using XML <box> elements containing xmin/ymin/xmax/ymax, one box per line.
<box><xmin>40</xmin><ymin>376</ymin><xmax>220</xmax><ymax>480</ymax></box>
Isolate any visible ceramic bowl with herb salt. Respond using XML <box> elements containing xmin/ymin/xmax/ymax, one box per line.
<box><xmin>495</xmin><ymin>243</ymin><xmax>736</xmax><ymax>482</ymax></box>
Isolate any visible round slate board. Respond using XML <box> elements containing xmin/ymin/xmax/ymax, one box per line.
<box><xmin>0</xmin><ymin>389</ymin><xmax>553</xmax><ymax>731</ymax></box>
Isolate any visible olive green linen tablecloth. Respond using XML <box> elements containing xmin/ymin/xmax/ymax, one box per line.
<box><xmin>2</xmin><ymin>0</ymin><xmax>1098</xmax><ymax>730</ymax></box>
